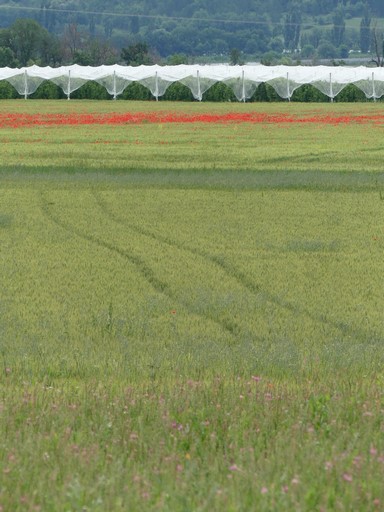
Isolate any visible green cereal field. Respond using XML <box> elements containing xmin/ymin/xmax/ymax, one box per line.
<box><xmin>0</xmin><ymin>100</ymin><xmax>384</xmax><ymax>511</ymax></box>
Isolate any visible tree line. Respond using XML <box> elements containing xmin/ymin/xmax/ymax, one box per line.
<box><xmin>0</xmin><ymin>1</ymin><xmax>384</xmax><ymax>66</ymax></box>
<box><xmin>0</xmin><ymin>71</ymin><xmax>376</xmax><ymax>102</ymax></box>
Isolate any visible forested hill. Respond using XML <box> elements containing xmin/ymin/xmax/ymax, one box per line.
<box><xmin>0</xmin><ymin>0</ymin><xmax>384</xmax><ymax>64</ymax></box>
<box><xmin>1</xmin><ymin>0</ymin><xmax>384</xmax><ymax>19</ymax></box>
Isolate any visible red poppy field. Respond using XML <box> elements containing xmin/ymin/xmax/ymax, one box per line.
<box><xmin>1</xmin><ymin>100</ymin><xmax>384</xmax><ymax>511</ymax></box>
<box><xmin>1</xmin><ymin>109</ymin><xmax>384</xmax><ymax>128</ymax></box>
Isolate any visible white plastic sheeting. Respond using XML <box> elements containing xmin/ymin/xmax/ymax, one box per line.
<box><xmin>1</xmin><ymin>64</ymin><xmax>384</xmax><ymax>101</ymax></box>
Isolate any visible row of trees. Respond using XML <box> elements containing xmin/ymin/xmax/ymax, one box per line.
<box><xmin>1</xmin><ymin>2</ymin><xmax>384</xmax><ymax>66</ymax></box>
<box><xmin>282</xmin><ymin>3</ymin><xmax>384</xmax><ymax>62</ymax></box>
<box><xmin>2</xmin><ymin>16</ymin><xmax>384</xmax><ymax>69</ymax></box>
<box><xmin>0</xmin><ymin>75</ymin><xmax>376</xmax><ymax>102</ymax></box>
<box><xmin>0</xmin><ymin>18</ymin><xmax>119</xmax><ymax>67</ymax></box>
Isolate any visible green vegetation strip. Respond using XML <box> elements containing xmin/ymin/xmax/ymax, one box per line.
<box><xmin>1</xmin><ymin>101</ymin><xmax>384</xmax><ymax>511</ymax></box>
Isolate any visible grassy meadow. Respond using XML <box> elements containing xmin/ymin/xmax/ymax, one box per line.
<box><xmin>0</xmin><ymin>100</ymin><xmax>384</xmax><ymax>511</ymax></box>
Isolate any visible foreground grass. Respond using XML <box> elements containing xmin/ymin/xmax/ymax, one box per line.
<box><xmin>1</xmin><ymin>376</ymin><xmax>384</xmax><ymax>511</ymax></box>
<box><xmin>0</xmin><ymin>101</ymin><xmax>384</xmax><ymax>511</ymax></box>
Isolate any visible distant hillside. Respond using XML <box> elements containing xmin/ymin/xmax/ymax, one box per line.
<box><xmin>0</xmin><ymin>0</ymin><xmax>384</xmax><ymax>63</ymax></box>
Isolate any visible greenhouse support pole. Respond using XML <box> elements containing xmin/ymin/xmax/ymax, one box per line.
<box><xmin>113</xmin><ymin>70</ymin><xmax>117</xmax><ymax>100</ymax></box>
<box><xmin>372</xmin><ymin>71</ymin><xmax>376</xmax><ymax>102</ymax></box>
<box><xmin>197</xmin><ymin>70</ymin><xmax>202</xmax><ymax>101</ymax></box>
<box><xmin>242</xmin><ymin>70</ymin><xmax>245</xmax><ymax>102</ymax></box>
<box><xmin>286</xmin><ymin>72</ymin><xmax>290</xmax><ymax>101</ymax></box>
<box><xmin>155</xmin><ymin>71</ymin><xmax>159</xmax><ymax>101</ymax></box>
<box><xmin>329</xmin><ymin>73</ymin><xmax>333</xmax><ymax>102</ymax></box>
<box><xmin>24</xmin><ymin>70</ymin><xmax>28</xmax><ymax>100</ymax></box>
<box><xmin>67</xmin><ymin>70</ymin><xmax>71</xmax><ymax>100</ymax></box>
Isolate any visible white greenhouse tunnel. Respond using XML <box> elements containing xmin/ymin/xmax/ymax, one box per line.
<box><xmin>1</xmin><ymin>64</ymin><xmax>384</xmax><ymax>101</ymax></box>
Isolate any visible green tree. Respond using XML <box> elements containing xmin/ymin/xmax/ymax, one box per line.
<box><xmin>166</xmin><ymin>53</ymin><xmax>188</xmax><ymax>64</ymax></box>
<box><xmin>339</xmin><ymin>44</ymin><xmax>349</xmax><ymax>58</ymax></box>
<box><xmin>40</xmin><ymin>0</ymin><xmax>57</xmax><ymax>32</ymax></box>
<box><xmin>121</xmin><ymin>42</ymin><xmax>153</xmax><ymax>66</ymax></box>
<box><xmin>360</xmin><ymin>6</ymin><xmax>371</xmax><ymax>53</ymax></box>
<box><xmin>269</xmin><ymin>37</ymin><xmax>284</xmax><ymax>54</ymax></box>
<box><xmin>283</xmin><ymin>4</ymin><xmax>302</xmax><ymax>51</ymax></box>
<box><xmin>5</xmin><ymin>18</ymin><xmax>55</xmax><ymax>66</ymax></box>
<box><xmin>370</xmin><ymin>23</ymin><xmax>384</xmax><ymax>66</ymax></box>
<box><xmin>301</xmin><ymin>44</ymin><xmax>315</xmax><ymax>58</ymax></box>
<box><xmin>317</xmin><ymin>40</ymin><xmax>338</xmax><ymax>59</ymax></box>
<box><xmin>0</xmin><ymin>46</ymin><xmax>17</xmax><ymax>67</ymax></box>
<box><xmin>332</xmin><ymin>5</ymin><xmax>345</xmax><ymax>47</ymax></box>
<box><xmin>76</xmin><ymin>38</ymin><xmax>118</xmax><ymax>66</ymax></box>
<box><xmin>73</xmin><ymin>50</ymin><xmax>93</xmax><ymax>66</ymax></box>
<box><xmin>60</xmin><ymin>23</ymin><xmax>84</xmax><ymax>63</ymax></box>
<box><xmin>0</xmin><ymin>81</ymin><xmax>18</xmax><ymax>99</ymax></box>
<box><xmin>229</xmin><ymin>48</ymin><xmax>244</xmax><ymax>65</ymax></box>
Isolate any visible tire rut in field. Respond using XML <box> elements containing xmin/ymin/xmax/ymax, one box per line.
<box><xmin>92</xmin><ymin>190</ymin><xmax>367</xmax><ymax>341</ymax></box>
<box><xmin>39</xmin><ymin>191</ymin><xmax>240</xmax><ymax>341</ymax></box>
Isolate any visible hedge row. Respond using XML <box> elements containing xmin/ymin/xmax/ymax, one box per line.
<box><xmin>0</xmin><ymin>80</ymin><xmax>375</xmax><ymax>102</ymax></box>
